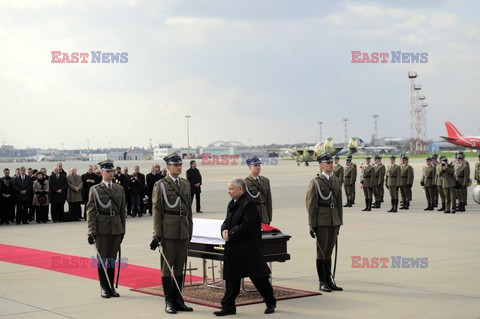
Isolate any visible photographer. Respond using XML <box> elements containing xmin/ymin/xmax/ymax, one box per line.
<box><xmin>440</xmin><ymin>157</ymin><xmax>457</xmax><ymax>214</ymax></box>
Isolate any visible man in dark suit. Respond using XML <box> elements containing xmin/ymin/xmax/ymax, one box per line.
<box><xmin>146</xmin><ymin>164</ymin><xmax>163</xmax><ymax>215</ymax></box>
<box><xmin>214</xmin><ymin>178</ymin><xmax>276</xmax><ymax>316</ymax></box>
<box><xmin>123</xmin><ymin>167</ymin><xmax>131</xmax><ymax>215</ymax></box>
<box><xmin>133</xmin><ymin>165</ymin><xmax>147</xmax><ymax>214</ymax></box>
<box><xmin>13</xmin><ymin>166</ymin><xmax>33</xmax><ymax>224</ymax></box>
<box><xmin>50</xmin><ymin>166</ymin><xmax>68</xmax><ymax>222</ymax></box>
<box><xmin>82</xmin><ymin>166</ymin><xmax>101</xmax><ymax>219</ymax></box>
<box><xmin>186</xmin><ymin>160</ymin><xmax>202</xmax><ymax>213</ymax></box>
<box><xmin>1</xmin><ymin>168</ymin><xmax>16</xmax><ymax>224</ymax></box>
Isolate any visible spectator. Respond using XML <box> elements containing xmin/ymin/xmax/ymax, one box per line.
<box><xmin>81</xmin><ymin>166</ymin><xmax>101</xmax><ymax>219</ymax></box>
<box><xmin>133</xmin><ymin>165</ymin><xmax>146</xmax><ymax>214</ymax></box>
<box><xmin>186</xmin><ymin>160</ymin><xmax>203</xmax><ymax>213</ymax></box>
<box><xmin>146</xmin><ymin>164</ymin><xmax>163</xmax><ymax>215</ymax></box>
<box><xmin>129</xmin><ymin>172</ymin><xmax>144</xmax><ymax>217</ymax></box>
<box><xmin>33</xmin><ymin>171</ymin><xmax>49</xmax><ymax>223</ymax></box>
<box><xmin>50</xmin><ymin>166</ymin><xmax>68</xmax><ymax>222</ymax></box>
<box><xmin>123</xmin><ymin>167</ymin><xmax>131</xmax><ymax>215</ymax></box>
<box><xmin>0</xmin><ymin>168</ymin><xmax>15</xmax><ymax>225</ymax></box>
<box><xmin>13</xmin><ymin>166</ymin><xmax>33</xmax><ymax>224</ymax></box>
<box><xmin>67</xmin><ymin>167</ymin><xmax>83</xmax><ymax>221</ymax></box>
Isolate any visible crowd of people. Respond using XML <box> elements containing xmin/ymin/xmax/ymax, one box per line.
<box><xmin>0</xmin><ymin>161</ymin><xmax>204</xmax><ymax>225</ymax></box>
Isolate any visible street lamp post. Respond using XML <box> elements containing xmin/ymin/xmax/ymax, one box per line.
<box><xmin>185</xmin><ymin>115</ymin><xmax>191</xmax><ymax>157</ymax></box>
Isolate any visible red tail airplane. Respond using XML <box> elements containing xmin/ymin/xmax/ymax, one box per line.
<box><xmin>440</xmin><ymin>121</ymin><xmax>480</xmax><ymax>149</ymax></box>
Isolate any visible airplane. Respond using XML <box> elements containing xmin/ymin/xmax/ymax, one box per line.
<box><xmin>347</xmin><ymin>137</ymin><xmax>399</xmax><ymax>154</ymax></box>
<box><xmin>440</xmin><ymin>121</ymin><xmax>480</xmax><ymax>149</ymax></box>
<box><xmin>286</xmin><ymin>137</ymin><xmax>355</xmax><ymax>166</ymax></box>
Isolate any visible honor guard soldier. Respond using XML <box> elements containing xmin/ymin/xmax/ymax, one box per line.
<box><xmin>455</xmin><ymin>153</ymin><xmax>469</xmax><ymax>212</ymax></box>
<box><xmin>360</xmin><ymin>156</ymin><xmax>375</xmax><ymax>212</ymax></box>
<box><xmin>431</xmin><ymin>154</ymin><xmax>439</xmax><ymax>207</ymax></box>
<box><xmin>421</xmin><ymin>157</ymin><xmax>435</xmax><ymax>211</ymax></box>
<box><xmin>244</xmin><ymin>157</ymin><xmax>273</xmax><ymax>225</ymax></box>
<box><xmin>86</xmin><ymin>160</ymin><xmax>126</xmax><ymax>299</ymax></box>
<box><xmin>475</xmin><ymin>153</ymin><xmax>480</xmax><ymax>184</ymax></box>
<box><xmin>436</xmin><ymin>156</ymin><xmax>446</xmax><ymax>211</ymax></box>
<box><xmin>440</xmin><ymin>157</ymin><xmax>457</xmax><ymax>214</ymax></box>
<box><xmin>372</xmin><ymin>155</ymin><xmax>385</xmax><ymax>209</ymax></box>
<box><xmin>150</xmin><ymin>152</ymin><xmax>193</xmax><ymax>314</ymax></box>
<box><xmin>386</xmin><ymin>155</ymin><xmax>401</xmax><ymax>212</ymax></box>
<box><xmin>399</xmin><ymin>155</ymin><xmax>414</xmax><ymax>210</ymax></box>
<box><xmin>306</xmin><ymin>153</ymin><xmax>343</xmax><ymax>293</ymax></box>
<box><xmin>333</xmin><ymin>155</ymin><xmax>344</xmax><ymax>186</ymax></box>
<box><xmin>343</xmin><ymin>155</ymin><xmax>357</xmax><ymax>207</ymax></box>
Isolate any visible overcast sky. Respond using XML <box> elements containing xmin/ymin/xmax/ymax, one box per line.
<box><xmin>1</xmin><ymin>0</ymin><xmax>479</xmax><ymax>149</ymax></box>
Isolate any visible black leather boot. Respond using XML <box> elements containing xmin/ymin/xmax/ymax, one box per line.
<box><xmin>343</xmin><ymin>199</ymin><xmax>350</xmax><ymax>207</ymax></box>
<box><xmin>393</xmin><ymin>199</ymin><xmax>398</xmax><ymax>212</ymax></box>
<box><xmin>387</xmin><ymin>199</ymin><xmax>394</xmax><ymax>212</ymax></box>
<box><xmin>325</xmin><ymin>259</ymin><xmax>343</xmax><ymax>291</ymax></box>
<box><xmin>376</xmin><ymin>200</ymin><xmax>381</xmax><ymax>209</ymax></box>
<box><xmin>162</xmin><ymin>277</ymin><xmax>177</xmax><ymax>314</ymax></box>
<box><xmin>173</xmin><ymin>275</ymin><xmax>193</xmax><ymax>311</ymax></box>
<box><xmin>98</xmin><ymin>267</ymin><xmax>111</xmax><ymax>298</ymax></box>
<box><xmin>316</xmin><ymin>259</ymin><xmax>331</xmax><ymax>292</ymax></box>
<box><xmin>404</xmin><ymin>201</ymin><xmax>410</xmax><ymax>210</ymax></box>
<box><xmin>371</xmin><ymin>200</ymin><xmax>377</xmax><ymax>209</ymax></box>
<box><xmin>108</xmin><ymin>267</ymin><xmax>120</xmax><ymax>297</ymax></box>
<box><xmin>366</xmin><ymin>199</ymin><xmax>372</xmax><ymax>211</ymax></box>
<box><xmin>399</xmin><ymin>201</ymin><xmax>405</xmax><ymax>209</ymax></box>
<box><xmin>362</xmin><ymin>199</ymin><xmax>369</xmax><ymax>211</ymax></box>
<box><xmin>348</xmin><ymin>199</ymin><xmax>352</xmax><ymax>207</ymax></box>
<box><xmin>428</xmin><ymin>202</ymin><xmax>434</xmax><ymax>211</ymax></box>
<box><xmin>437</xmin><ymin>203</ymin><xmax>445</xmax><ymax>211</ymax></box>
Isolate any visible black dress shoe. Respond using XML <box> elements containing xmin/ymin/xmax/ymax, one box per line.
<box><xmin>165</xmin><ymin>302</ymin><xmax>177</xmax><ymax>314</ymax></box>
<box><xmin>110</xmin><ymin>287</ymin><xmax>120</xmax><ymax>297</ymax></box>
<box><xmin>101</xmin><ymin>288</ymin><xmax>111</xmax><ymax>298</ymax></box>
<box><xmin>213</xmin><ymin>308</ymin><xmax>236</xmax><ymax>316</ymax></box>
<box><xmin>196</xmin><ymin>211</ymin><xmax>203</xmax><ymax>213</ymax></box>
<box><xmin>265</xmin><ymin>304</ymin><xmax>276</xmax><ymax>314</ymax></box>
<box><xmin>319</xmin><ymin>281</ymin><xmax>332</xmax><ymax>292</ymax></box>
<box><xmin>174</xmin><ymin>301</ymin><xmax>193</xmax><ymax>311</ymax></box>
<box><xmin>327</xmin><ymin>281</ymin><xmax>343</xmax><ymax>291</ymax></box>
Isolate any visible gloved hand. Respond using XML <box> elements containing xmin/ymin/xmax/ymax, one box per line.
<box><xmin>150</xmin><ymin>237</ymin><xmax>162</xmax><ymax>250</ymax></box>
<box><xmin>88</xmin><ymin>234</ymin><xmax>96</xmax><ymax>245</ymax></box>
<box><xmin>309</xmin><ymin>228</ymin><xmax>316</xmax><ymax>239</ymax></box>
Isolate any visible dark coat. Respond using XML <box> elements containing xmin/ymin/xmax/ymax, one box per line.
<box><xmin>13</xmin><ymin>175</ymin><xmax>33</xmax><ymax>202</ymax></box>
<box><xmin>146</xmin><ymin>172</ymin><xmax>163</xmax><ymax>194</ymax></box>
<box><xmin>1</xmin><ymin>176</ymin><xmax>15</xmax><ymax>203</ymax></box>
<box><xmin>81</xmin><ymin>172</ymin><xmax>101</xmax><ymax>203</ymax></box>
<box><xmin>186</xmin><ymin>168</ymin><xmax>202</xmax><ymax>194</ymax></box>
<box><xmin>129</xmin><ymin>176</ymin><xmax>144</xmax><ymax>195</ymax></box>
<box><xmin>49</xmin><ymin>173</ymin><xmax>68</xmax><ymax>204</ymax></box>
<box><xmin>221</xmin><ymin>193</ymin><xmax>270</xmax><ymax>280</ymax></box>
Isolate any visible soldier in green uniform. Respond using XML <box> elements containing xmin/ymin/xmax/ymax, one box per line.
<box><xmin>455</xmin><ymin>153</ymin><xmax>469</xmax><ymax>212</ymax></box>
<box><xmin>333</xmin><ymin>155</ymin><xmax>344</xmax><ymax>186</ymax></box>
<box><xmin>386</xmin><ymin>155</ymin><xmax>401</xmax><ymax>213</ymax></box>
<box><xmin>440</xmin><ymin>157</ymin><xmax>457</xmax><ymax>214</ymax></box>
<box><xmin>343</xmin><ymin>155</ymin><xmax>357</xmax><ymax>207</ymax></box>
<box><xmin>361</xmin><ymin>156</ymin><xmax>375</xmax><ymax>212</ymax></box>
<box><xmin>436</xmin><ymin>156</ymin><xmax>446</xmax><ymax>211</ymax></box>
<box><xmin>421</xmin><ymin>157</ymin><xmax>435</xmax><ymax>211</ymax></box>
<box><xmin>86</xmin><ymin>160</ymin><xmax>126</xmax><ymax>299</ymax></box>
<box><xmin>306</xmin><ymin>153</ymin><xmax>343</xmax><ymax>293</ymax></box>
<box><xmin>372</xmin><ymin>155</ymin><xmax>385</xmax><ymax>209</ymax></box>
<box><xmin>431</xmin><ymin>154</ymin><xmax>439</xmax><ymax>207</ymax></box>
<box><xmin>399</xmin><ymin>155</ymin><xmax>414</xmax><ymax>210</ymax></box>
<box><xmin>244</xmin><ymin>157</ymin><xmax>273</xmax><ymax>225</ymax></box>
<box><xmin>458</xmin><ymin>152</ymin><xmax>470</xmax><ymax>208</ymax></box>
<box><xmin>150</xmin><ymin>152</ymin><xmax>193</xmax><ymax>314</ymax></box>
<box><xmin>475</xmin><ymin>153</ymin><xmax>480</xmax><ymax>184</ymax></box>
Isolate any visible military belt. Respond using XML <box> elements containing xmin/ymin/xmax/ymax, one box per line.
<box><xmin>99</xmin><ymin>211</ymin><xmax>119</xmax><ymax>216</ymax></box>
<box><xmin>319</xmin><ymin>203</ymin><xmax>335</xmax><ymax>208</ymax></box>
<box><xmin>164</xmin><ymin>210</ymin><xmax>185</xmax><ymax>217</ymax></box>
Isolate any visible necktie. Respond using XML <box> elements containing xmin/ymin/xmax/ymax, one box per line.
<box><xmin>109</xmin><ymin>183</ymin><xmax>112</xmax><ymax>189</ymax></box>
<box><xmin>175</xmin><ymin>180</ymin><xmax>179</xmax><ymax>187</ymax></box>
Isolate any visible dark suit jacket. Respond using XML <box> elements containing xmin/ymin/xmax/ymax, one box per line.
<box><xmin>221</xmin><ymin>193</ymin><xmax>270</xmax><ymax>280</ymax></box>
<box><xmin>146</xmin><ymin>172</ymin><xmax>163</xmax><ymax>194</ymax></box>
<box><xmin>13</xmin><ymin>175</ymin><xmax>33</xmax><ymax>202</ymax></box>
<box><xmin>49</xmin><ymin>173</ymin><xmax>68</xmax><ymax>204</ymax></box>
<box><xmin>81</xmin><ymin>173</ymin><xmax>101</xmax><ymax>203</ymax></box>
<box><xmin>186</xmin><ymin>168</ymin><xmax>202</xmax><ymax>194</ymax></box>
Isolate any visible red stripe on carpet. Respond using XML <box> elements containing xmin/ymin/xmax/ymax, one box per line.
<box><xmin>0</xmin><ymin>244</ymin><xmax>200</xmax><ymax>289</ymax></box>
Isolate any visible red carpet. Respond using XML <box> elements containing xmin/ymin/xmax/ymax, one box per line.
<box><xmin>0</xmin><ymin>244</ymin><xmax>200</xmax><ymax>289</ymax></box>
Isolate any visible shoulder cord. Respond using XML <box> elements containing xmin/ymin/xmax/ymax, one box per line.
<box><xmin>245</xmin><ymin>180</ymin><xmax>261</xmax><ymax>199</ymax></box>
<box><xmin>313</xmin><ymin>178</ymin><xmax>332</xmax><ymax>201</ymax></box>
<box><xmin>92</xmin><ymin>187</ymin><xmax>112</xmax><ymax>210</ymax></box>
<box><xmin>160</xmin><ymin>182</ymin><xmax>181</xmax><ymax>209</ymax></box>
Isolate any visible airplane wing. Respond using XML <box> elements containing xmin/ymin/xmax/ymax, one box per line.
<box><xmin>440</xmin><ymin>136</ymin><xmax>456</xmax><ymax>142</ymax></box>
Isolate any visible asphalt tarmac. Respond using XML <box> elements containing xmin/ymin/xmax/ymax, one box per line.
<box><xmin>1</xmin><ymin>158</ymin><xmax>479</xmax><ymax>318</ymax></box>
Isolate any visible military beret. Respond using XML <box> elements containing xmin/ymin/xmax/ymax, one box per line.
<box><xmin>365</xmin><ymin>155</ymin><xmax>371</xmax><ymax>160</ymax></box>
<box><xmin>334</xmin><ymin>155</ymin><xmax>340</xmax><ymax>160</ymax></box>
<box><xmin>374</xmin><ymin>155</ymin><xmax>381</xmax><ymax>160</ymax></box>
<box><xmin>246</xmin><ymin>156</ymin><xmax>262</xmax><ymax>166</ymax></box>
<box><xmin>98</xmin><ymin>159</ymin><xmax>114</xmax><ymax>171</ymax></box>
<box><xmin>317</xmin><ymin>153</ymin><xmax>333</xmax><ymax>163</ymax></box>
<box><xmin>390</xmin><ymin>155</ymin><xmax>396</xmax><ymax>159</ymax></box>
<box><xmin>457</xmin><ymin>154</ymin><xmax>465</xmax><ymax>160</ymax></box>
<box><xmin>426</xmin><ymin>157</ymin><xmax>432</xmax><ymax>161</ymax></box>
<box><xmin>401</xmin><ymin>155</ymin><xmax>409</xmax><ymax>160</ymax></box>
<box><xmin>442</xmin><ymin>157</ymin><xmax>448</xmax><ymax>162</ymax></box>
<box><xmin>431</xmin><ymin>153</ymin><xmax>438</xmax><ymax>159</ymax></box>
<box><xmin>163</xmin><ymin>152</ymin><xmax>183</xmax><ymax>165</ymax></box>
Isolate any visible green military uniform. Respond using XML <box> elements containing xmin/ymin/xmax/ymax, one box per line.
<box><xmin>306</xmin><ymin>153</ymin><xmax>343</xmax><ymax>293</ymax></box>
<box><xmin>459</xmin><ymin>153</ymin><xmax>470</xmax><ymax>208</ymax></box>
<box><xmin>440</xmin><ymin>159</ymin><xmax>457</xmax><ymax>214</ymax></box>
<box><xmin>86</xmin><ymin>160</ymin><xmax>126</xmax><ymax>299</ymax></box>
<box><xmin>151</xmin><ymin>152</ymin><xmax>193</xmax><ymax>314</ymax></box>
<box><xmin>333</xmin><ymin>160</ymin><xmax>344</xmax><ymax>185</ymax></box>
<box><xmin>244</xmin><ymin>175</ymin><xmax>273</xmax><ymax>225</ymax></box>
<box><xmin>430</xmin><ymin>154</ymin><xmax>439</xmax><ymax>207</ymax></box>
<box><xmin>343</xmin><ymin>158</ymin><xmax>356</xmax><ymax>207</ymax></box>
<box><xmin>386</xmin><ymin>156</ymin><xmax>401</xmax><ymax>212</ymax></box>
<box><xmin>455</xmin><ymin>155</ymin><xmax>469</xmax><ymax>212</ymax></box>
<box><xmin>436</xmin><ymin>158</ymin><xmax>446</xmax><ymax>211</ymax></box>
<box><xmin>373</xmin><ymin>156</ymin><xmax>385</xmax><ymax>209</ymax></box>
<box><xmin>399</xmin><ymin>156</ymin><xmax>414</xmax><ymax>210</ymax></box>
<box><xmin>421</xmin><ymin>158</ymin><xmax>435</xmax><ymax>211</ymax></box>
<box><xmin>475</xmin><ymin>155</ymin><xmax>480</xmax><ymax>184</ymax></box>
<box><xmin>361</xmin><ymin>157</ymin><xmax>375</xmax><ymax>212</ymax></box>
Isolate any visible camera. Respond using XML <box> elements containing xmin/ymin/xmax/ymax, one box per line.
<box><xmin>441</xmin><ymin>162</ymin><xmax>446</xmax><ymax>167</ymax></box>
